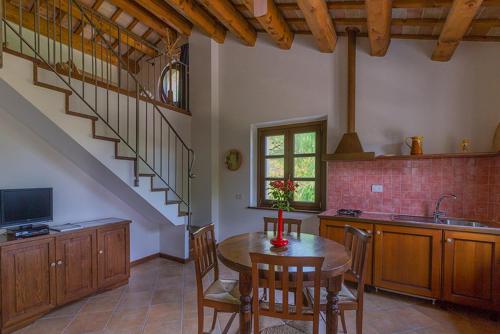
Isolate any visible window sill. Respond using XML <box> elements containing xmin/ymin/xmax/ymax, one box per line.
<box><xmin>247</xmin><ymin>206</ymin><xmax>322</xmax><ymax>214</ymax></box>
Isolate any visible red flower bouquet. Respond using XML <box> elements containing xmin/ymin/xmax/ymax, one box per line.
<box><xmin>268</xmin><ymin>179</ymin><xmax>299</xmax><ymax>247</ymax></box>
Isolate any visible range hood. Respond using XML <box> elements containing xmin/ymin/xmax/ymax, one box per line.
<box><xmin>330</xmin><ymin>28</ymin><xmax>375</xmax><ymax>161</ymax></box>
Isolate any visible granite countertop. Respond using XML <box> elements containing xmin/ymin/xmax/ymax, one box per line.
<box><xmin>0</xmin><ymin>218</ymin><xmax>131</xmax><ymax>246</ymax></box>
<box><xmin>318</xmin><ymin>209</ymin><xmax>500</xmax><ymax>235</ymax></box>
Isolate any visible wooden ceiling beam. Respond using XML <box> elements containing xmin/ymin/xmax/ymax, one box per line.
<box><xmin>198</xmin><ymin>0</ymin><xmax>257</xmax><ymax>46</ymax></box>
<box><xmin>106</xmin><ymin>0</ymin><xmax>177</xmax><ymax>40</ymax></box>
<box><xmin>3</xmin><ymin>2</ymin><xmax>129</xmax><ymax>67</ymax></box>
<box><xmin>164</xmin><ymin>0</ymin><xmax>226</xmax><ymax>43</ymax></box>
<box><xmin>236</xmin><ymin>0</ymin><xmax>500</xmax><ymax>11</ymax></box>
<box><xmin>74</xmin><ymin>0</ymin><xmax>104</xmax><ymax>34</ymax></box>
<box><xmin>243</xmin><ymin>0</ymin><xmax>294</xmax><ymax>49</ymax></box>
<box><xmin>132</xmin><ymin>0</ymin><xmax>193</xmax><ymax>36</ymax></box>
<box><xmin>45</xmin><ymin>0</ymin><xmax>157</xmax><ymax>57</ymax></box>
<box><xmin>365</xmin><ymin>0</ymin><xmax>392</xmax><ymax>56</ymax></box>
<box><xmin>296</xmin><ymin>0</ymin><xmax>337</xmax><ymax>52</ymax></box>
<box><xmin>432</xmin><ymin>0</ymin><xmax>484</xmax><ymax>61</ymax></box>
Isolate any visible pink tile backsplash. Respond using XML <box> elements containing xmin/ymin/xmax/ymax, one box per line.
<box><xmin>327</xmin><ymin>156</ymin><xmax>500</xmax><ymax>222</ymax></box>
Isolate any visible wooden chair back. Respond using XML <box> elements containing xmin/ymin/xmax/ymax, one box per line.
<box><xmin>191</xmin><ymin>224</ymin><xmax>219</xmax><ymax>291</ymax></box>
<box><xmin>250</xmin><ymin>253</ymin><xmax>324</xmax><ymax>334</ymax></box>
<box><xmin>263</xmin><ymin>217</ymin><xmax>302</xmax><ymax>235</ymax></box>
<box><xmin>343</xmin><ymin>225</ymin><xmax>372</xmax><ymax>301</ymax></box>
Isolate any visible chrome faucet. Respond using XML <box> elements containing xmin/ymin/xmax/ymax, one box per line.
<box><xmin>433</xmin><ymin>193</ymin><xmax>457</xmax><ymax>223</ymax></box>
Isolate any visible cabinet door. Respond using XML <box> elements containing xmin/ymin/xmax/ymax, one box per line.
<box><xmin>373</xmin><ymin>225</ymin><xmax>442</xmax><ymax>298</ymax></box>
<box><xmin>1</xmin><ymin>238</ymin><xmax>56</xmax><ymax>328</ymax></box>
<box><xmin>97</xmin><ymin>223</ymin><xmax>130</xmax><ymax>288</ymax></box>
<box><xmin>443</xmin><ymin>231</ymin><xmax>500</xmax><ymax>310</ymax></box>
<box><xmin>320</xmin><ymin>219</ymin><xmax>374</xmax><ymax>285</ymax></box>
<box><xmin>56</xmin><ymin>230</ymin><xmax>97</xmax><ymax>305</ymax></box>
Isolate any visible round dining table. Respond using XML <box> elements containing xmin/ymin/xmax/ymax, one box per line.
<box><xmin>216</xmin><ymin>231</ymin><xmax>351</xmax><ymax>334</ymax></box>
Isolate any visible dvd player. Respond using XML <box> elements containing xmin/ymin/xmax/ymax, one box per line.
<box><xmin>6</xmin><ymin>224</ymin><xmax>50</xmax><ymax>238</ymax></box>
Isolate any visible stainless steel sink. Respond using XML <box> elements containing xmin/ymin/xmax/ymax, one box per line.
<box><xmin>392</xmin><ymin>215</ymin><xmax>435</xmax><ymax>224</ymax></box>
<box><xmin>439</xmin><ymin>219</ymin><xmax>487</xmax><ymax>228</ymax></box>
<box><xmin>392</xmin><ymin>215</ymin><xmax>488</xmax><ymax>228</ymax></box>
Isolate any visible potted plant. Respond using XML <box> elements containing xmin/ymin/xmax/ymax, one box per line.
<box><xmin>268</xmin><ymin>179</ymin><xmax>299</xmax><ymax>247</ymax></box>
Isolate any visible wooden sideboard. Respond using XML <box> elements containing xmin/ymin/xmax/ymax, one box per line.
<box><xmin>0</xmin><ymin>219</ymin><xmax>130</xmax><ymax>334</ymax></box>
<box><xmin>319</xmin><ymin>217</ymin><xmax>500</xmax><ymax>311</ymax></box>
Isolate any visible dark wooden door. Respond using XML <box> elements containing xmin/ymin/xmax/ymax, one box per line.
<box><xmin>373</xmin><ymin>225</ymin><xmax>442</xmax><ymax>298</ymax></box>
<box><xmin>97</xmin><ymin>223</ymin><xmax>130</xmax><ymax>288</ymax></box>
<box><xmin>320</xmin><ymin>219</ymin><xmax>374</xmax><ymax>284</ymax></box>
<box><xmin>55</xmin><ymin>230</ymin><xmax>97</xmax><ymax>305</ymax></box>
<box><xmin>443</xmin><ymin>231</ymin><xmax>499</xmax><ymax>310</ymax></box>
<box><xmin>0</xmin><ymin>238</ymin><xmax>56</xmax><ymax>329</ymax></box>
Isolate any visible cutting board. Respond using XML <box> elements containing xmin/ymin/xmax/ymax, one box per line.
<box><xmin>494</xmin><ymin>123</ymin><xmax>500</xmax><ymax>151</ymax></box>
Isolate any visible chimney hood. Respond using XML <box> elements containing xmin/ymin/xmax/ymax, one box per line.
<box><xmin>330</xmin><ymin>28</ymin><xmax>375</xmax><ymax>161</ymax></box>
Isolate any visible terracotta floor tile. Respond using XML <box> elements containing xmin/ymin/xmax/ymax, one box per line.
<box><xmin>63</xmin><ymin>311</ymin><xmax>112</xmax><ymax>334</ymax></box>
<box><xmin>151</xmin><ymin>288</ymin><xmax>183</xmax><ymax>305</ymax></box>
<box><xmin>116</xmin><ymin>291</ymin><xmax>153</xmax><ymax>310</ymax></box>
<box><xmin>143</xmin><ymin>319</ymin><xmax>182</xmax><ymax>334</ymax></box>
<box><xmin>43</xmin><ymin>299</ymin><xmax>87</xmax><ymax>319</ymax></box>
<box><xmin>146</xmin><ymin>302</ymin><xmax>183</xmax><ymax>322</ymax></box>
<box><xmin>22</xmin><ymin>316</ymin><xmax>73</xmax><ymax>334</ymax></box>
<box><xmin>105</xmin><ymin>307</ymin><xmax>149</xmax><ymax>332</ymax></box>
<box><xmin>79</xmin><ymin>296</ymin><xmax>120</xmax><ymax>314</ymax></box>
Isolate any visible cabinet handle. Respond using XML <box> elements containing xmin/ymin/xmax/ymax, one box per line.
<box><xmin>367</xmin><ymin>230</ymin><xmax>372</xmax><ymax>234</ymax></box>
<box><xmin>446</xmin><ymin>238</ymin><xmax>453</xmax><ymax>243</ymax></box>
<box><xmin>57</xmin><ymin>260</ymin><xmax>63</xmax><ymax>266</ymax></box>
<box><xmin>50</xmin><ymin>262</ymin><xmax>56</xmax><ymax>267</ymax></box>
<box><xmin>99</xmin><ymin>250</ymin><xmax>104</xmax><ymax>254</ymax></box>
<box><xmin>376</xmin><ymin>231</ymin><xmax>381</xmax><ymax>235</ymax></box>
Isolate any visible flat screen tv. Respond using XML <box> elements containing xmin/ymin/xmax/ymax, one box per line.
<box><xmin>0</xmin><ymin>188</ymin><xmax>53</xmax><ymax>226</ymax></box>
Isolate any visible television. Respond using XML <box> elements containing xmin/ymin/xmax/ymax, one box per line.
<box><xmin>0</xmin><ymin>188</ymin><xmax>53</xmax><ymax>226</ymax></box>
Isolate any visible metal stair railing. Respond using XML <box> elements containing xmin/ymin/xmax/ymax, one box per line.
<box><xmin>0</xmin><ymin>0</ymin><xmax>194</xmax><ymax>228</ymax></box>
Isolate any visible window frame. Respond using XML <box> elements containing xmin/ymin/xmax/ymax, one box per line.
<box><xmin>257</xmin><ymin>120</ymin><xmax>326</xmax><ymax>212</ymax></box>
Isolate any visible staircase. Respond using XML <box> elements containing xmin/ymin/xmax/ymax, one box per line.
<box><xmin>0</xmin><ymin>0</ymin><xmax>193</xmax><ymax>229</ymax></box>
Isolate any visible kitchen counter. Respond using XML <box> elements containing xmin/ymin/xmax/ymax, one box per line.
<box><xmin>0</xmin><ymin>218</ymin><xmax>131</xmax><ymax>246</ymax></box>
<box><xmin>318</xmin><ymin>210</ymin><xmax>500</xmax><ymax>235</ymax></box>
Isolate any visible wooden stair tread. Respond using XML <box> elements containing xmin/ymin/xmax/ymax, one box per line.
<box><xmin>67</xmin><ymin>110</ymin><xmax>98</xmax><ymax>121</ymax></box>
<box><xmin>115</xmin><ymin>155</ymin><xmax>136</xmax><ymax>161</ymax></box>
<box><xmin>93</xmin><ymin>134</ymin><xmax>120</xmax><ymax>143</ymax></box>
<box><xmin>139</xmin><ymin>173</ymin><xmax>155</xmax><ymax>177</ymax></box>
<box><xmin>166</xmin><ymin>200</ymin><xmax>181</xmax><ymax>205</ymax></box>
<box><xmin>152</xmin><ymin>188</ymin><xmax>169</xmax><ymax>192</ymax></box>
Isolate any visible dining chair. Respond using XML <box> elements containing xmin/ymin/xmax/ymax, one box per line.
<box><xmin>263</xmin><ymin>217</ymin><xmax>302</xmax><ymax>236</ymax></box>
<box><xmin>191</xmin><ymin>224</ymin><xmax>240</xmax><ymax>334</ymax></box>
<box><xmin>306</xmin><ymin>225</ymin><xmax>371</xmax><ymax>334</ymax></box>
<box><xmin>250</xmin><ymin>252</ymin><xmax>324</xmax><ymax>334</ymax></box>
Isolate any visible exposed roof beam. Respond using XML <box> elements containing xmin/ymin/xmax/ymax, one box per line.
<box><xmin>432</xmin><ymin>0</ymin><xmax>484</xmax><ymax>61</ymax></box>
<box><xmin>106</xmin><ymin>0</ymin><xmax>177</xmax><ymax>40</ymax></box>
<box><xmin>243</xmin><ymin>0</ymin><xmax>294</xmax><ymax>49</ymax></box>
<box><xmin>133</xmin><ymin>0</ymin><xmax>193</xmax><ymax>36</ymax></box>
<box><xmin>74</xmin><ymin>0</ymin><xmax>104</xmax><ymax>34</ymax></box>
<box><xmin>164</xmin><ymin>0</ymin><xmax>226</xmax><ymax>43</ymax></box>
<box><xmin>297</xmin><ymin>0</ymin><xmax>337</xmax><ymax>53</ymax></box>
<box><xmin>250</xmin><ymin>17</ymin><xmax>500</xmax><ymax>29</ymax></box>
<box><xmin>366</xmin><ymin>0</ymin><xmax>392</xmax><ymax>56</ymax></box>
<box><xmin>4</xmin><ymin>2</ymin><xmax>127</xmax><ymax>67</ymax></box>
<box><xmin>46</xmin><ymin>0</ymin><xmax>157</xmax><ymax>57</ymax></box>
<box><xmin>236</xmin><ymin>0</ymin><xmax>500</xmax><ymax>11</ymax></box>
<box><xmin>110</xmin><ymin>8</ymin><xmax>124</xmax><ymax>22</ymax></box>
<box><xmin>198</xmin><ymin>0</ymin><xmax>257</xmax><ymax>46</ymax></box>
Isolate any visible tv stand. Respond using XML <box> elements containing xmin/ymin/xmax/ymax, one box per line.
<box><xmin>0</xmin><ymin>218</ymin><xmax>130</xmax><ymax>334</ymax></box>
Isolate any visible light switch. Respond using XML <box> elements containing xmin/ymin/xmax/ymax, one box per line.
<box><xmin>371</xmin><ymin>184</ymin><xmax>383</xmax><ymax>193</ymax></box>
<box><xmin>235</xmin><ymin>193</ymin><xmax>242</xmax><ymax>200</ymax></box>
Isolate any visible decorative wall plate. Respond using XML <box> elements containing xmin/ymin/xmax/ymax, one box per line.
<box><xmin>225</xmin><ymin>149</ymin><xmax>242</xmax><ymax>171</ymax></box>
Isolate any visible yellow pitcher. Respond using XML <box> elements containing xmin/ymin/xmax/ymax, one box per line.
<box><xmin>405</xmin><ymin>136</ymin><xmax>424</xmax><ymax>155</ymax></box>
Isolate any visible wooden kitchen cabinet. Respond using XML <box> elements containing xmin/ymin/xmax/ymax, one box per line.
<box><xmin>443</xmin><ymin>231</ymin><xmax>500</xmax><ymax>310</ymax></box>
<box><xmin>373</xmin><ymin>225</ymin><xmax>442</xmax><ymax>299</ymax></box>
<box><xmin>97</xmin><ymin>223</ymin><xmax>130</xmax><ymax>289</ymax></box>
<box><xmin>319</xmin><ymin>219</ymin><xmax>374</xmax><ymax>285</ymax></box>
<box><xmin>55</xmin><ymin>230</ymin><xmax>97</xmax><ymax>305</ymax></box>
<box><xmin>0</xmin><ymin>219</ymin><xmax>130</xmax><ymax>333</ymax></box>
<box><xmin>0</xmin><ymin>238</ymin><xmax>56</xmax><ymax>330</ymax></box>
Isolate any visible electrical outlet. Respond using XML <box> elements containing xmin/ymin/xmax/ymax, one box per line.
<box><xmin>235</xmin><ymin>193</ymin><xmax>242</xmax><ymax>200</ymax></box>
<box><xmin>371</xmin><ymin>184</ymin><xmax>383</xmax><ymax>193</ymax></box>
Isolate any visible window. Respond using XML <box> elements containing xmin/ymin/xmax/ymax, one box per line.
<box><xmin>257</xmin><ymin>121</ymin><xmax>326</xmax><ymax>211</ymax></box>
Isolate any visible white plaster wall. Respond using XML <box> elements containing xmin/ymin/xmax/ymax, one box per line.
<box><xmin>213</xmin><ymin>34</ymin><xmax>500</xmax><ymax>239</ymax></box>
<box><xmin>0</xmin><ymin>107</ymin><xmax>159</xmax><ymax>261</ymax></box>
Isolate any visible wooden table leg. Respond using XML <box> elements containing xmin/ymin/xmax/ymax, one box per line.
<box><xmin>239</xmin><ymin>271</ymin><xmax>252</xmax><ymax>334</ymax></box>
<box><xmin>326</xmin><ymin>275</ymin><xmax>343</xmax><ymax>334</ymax></box>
